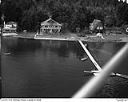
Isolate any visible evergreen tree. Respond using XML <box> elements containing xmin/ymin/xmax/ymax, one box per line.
<box><xmin>2</xmin><ymin>0</ymin><xmax>128</xmax><ymax>32</ymax></box>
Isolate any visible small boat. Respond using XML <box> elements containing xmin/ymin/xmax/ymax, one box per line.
<box><xmin>84</xmin><ymin>70</ymin><xmax>100</xmax><ymax>76</ymax></box>
<box><xmin>81</xmin><ymin>56</ymin><xmax>88</xmax><ymax>61</ymax></box>
<box><xmin>4</xmin><ymin>52</ymin><xmax>11</xmax><ymax>55</ymax></box>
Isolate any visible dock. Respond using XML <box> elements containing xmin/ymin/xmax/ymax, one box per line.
<box><xmin>78</xmin><ymin>40</ymin><xmax>128</xmax><ymax>79</ymax></box>
<box><xmin>78</xmin><ymin>40</ymin><xmax>102</xmax><ymax>71</ymax></box>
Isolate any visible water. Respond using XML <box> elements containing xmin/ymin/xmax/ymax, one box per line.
<box><xmin>1</xmin><ymin>37</ymin><xmax>128</xmax><ymax>97</ymax></box>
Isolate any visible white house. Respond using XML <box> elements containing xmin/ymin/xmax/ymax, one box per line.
<box><xmin>3</xmin><ymin>21</ymin><xmax>17</xmax><ymax>33</ymax></box>
<box><xmin>40</xmin><ymin>17</ymin><xmax>62</xmax><ymax>34</ymax></box>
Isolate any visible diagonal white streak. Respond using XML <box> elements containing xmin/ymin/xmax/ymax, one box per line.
<box><xmin>73</xmin><ymin>43</ymin><xmax>128</xmax><ymax>98</ymax></box>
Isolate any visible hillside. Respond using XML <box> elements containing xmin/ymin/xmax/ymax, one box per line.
<box><xmin>1</xmin><ymin>0</ymin><xmax>128</xmax><ymax>32</ymax></box>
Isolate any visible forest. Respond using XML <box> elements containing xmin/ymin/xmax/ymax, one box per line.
<box><xmin>1</xmin><ymin>0</ymin><xmax>128</xmax><ymax>32</ymax></box>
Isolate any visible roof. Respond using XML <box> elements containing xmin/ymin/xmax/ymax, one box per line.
<box><xmin>41</xmin><ymin>18</ymin><xmax>62</xmax><ymax>26</ymax></box>
<box><xmin>6</xmin><ymin>21</ymin><xmax>17</xmax><ymax>25</ymax></box>
<box><xmin>92</xmin><ymin>19</ymin><xmax>102</xmax><ymax>26</ymax></box>
<box><xmin>92</xmin><ymin>19</ymin><xmax>103</xmax><ymax>27</ymax></box>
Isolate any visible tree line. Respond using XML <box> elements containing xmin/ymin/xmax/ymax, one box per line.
<box><xmin>1</xmin><ymin>0</ymin><xmax>128</xmax><ymax>32</ymax></box>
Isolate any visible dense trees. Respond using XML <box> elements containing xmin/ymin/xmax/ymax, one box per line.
<box><xmin>2</xmin><ymin>0</ymin><xmax>128</xmax><ymax>32</ymax></box>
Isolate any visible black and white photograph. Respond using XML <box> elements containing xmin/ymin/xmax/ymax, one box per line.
<box><xmin>0</xmin><ymin>0</ymin><xmax>128</xmax><ymax>100</ymax></box>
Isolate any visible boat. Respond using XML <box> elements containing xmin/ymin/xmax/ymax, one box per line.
<box><xmin>84</xmin><ymin>70</ymin><xmax>100</xmax><ymax>76</ymax></box>
<box><xmin>81</xmin><ymin>56</ymin><xmax>88</xmax><ymax>61</ymax></box>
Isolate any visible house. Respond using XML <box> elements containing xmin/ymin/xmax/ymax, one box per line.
<box><xmin>40</xmin><ymin>17</ymin><xmax>62</xmax><ymax>34</ymax></box>
<box><xmin>3</xmin><ymin>21</ymin><xmax>17</xmax><ymax>33</ymax></box>
<box><xmin>89</xmin><ymin>19</ymin><xmax>104</xmax><ymax>33</ymax></box>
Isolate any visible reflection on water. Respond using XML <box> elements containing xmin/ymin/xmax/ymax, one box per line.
<box><xmin>1</xmin><ymin>38</ymin><xmax>128</xmax><ymax>97</ymax></box>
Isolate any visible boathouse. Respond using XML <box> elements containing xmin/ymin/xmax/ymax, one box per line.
<box><xmin>40</xmin><ymin>17</ymin><xmax>62</xmax><ymax>34</ymax></box>
<box><xmin>3</xmin><ymin>21</ymin><xmax>17</xmax><ymax>33</ymax></box>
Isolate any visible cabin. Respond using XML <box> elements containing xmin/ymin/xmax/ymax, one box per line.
<box><xmin>3</xmin><ymin>21</ymin><xmax>17</xmax><ymax>33</ymax></box>
<box><xmin>40</xmin><ymin>17</ymin><xmax>62</xmax><ymax>34</ymax></box>
<box><xmin>89</xmin><ymin>19</ymin><xmax>104</xmax><ymax>33</ymax></box>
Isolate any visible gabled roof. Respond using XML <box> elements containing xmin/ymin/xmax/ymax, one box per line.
<box><xmin>41</xmin><ymin>18</ymin><xmax>62</xmax><ymax>26</ymax></box>
<box><xmin>6</xmin><ymin>21</ymin><xmax>17</xmax><ymax>25</ymax></box>
<box><xmin>91</xmin><ymin>19</ymin><xmax>103</xmax><ymax>27</ymax></box>
<box><xmin>92</xmin><ymin>19</ymin><xmax>102</xmax><ymax>25</ymax></box>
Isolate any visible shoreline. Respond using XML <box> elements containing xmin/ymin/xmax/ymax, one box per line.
<box><xmin>3</xmin><ymin>33</ymin><xmax>128</xmax><ymax>42</ymax></box>
<box><xmin>12</xmin><ymin>35</ymin><xmax>116</xmax><ymax>42</ymax></box>
<box><xmin>34</xmin><ymin>37</ymin><xmax>78</xmax><ymax>41</ymax></box>
<box><xmin>12</xmin><ymin>35</ymin><xmax>125</xmax><ymax>42</ymax></box>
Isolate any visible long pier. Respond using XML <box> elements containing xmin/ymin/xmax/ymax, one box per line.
<box><xmin>78</xmin><ymin>40</ymin><xmax>128</xmax><ymax>79</ymax></box>
<box><xmin>78</xmin><ymin>40</ymin><xmax>102</xmax><ymax>71</ymax></box>
<box><xmin>73</xmin><ymin>42</ymin><xmax>128</xmax><ymax>98</ymax></box>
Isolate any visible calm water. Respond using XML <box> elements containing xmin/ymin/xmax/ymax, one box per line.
<box><xmin>1</xmin><ymin>37</ymin><xmax>128</xmax><ymax>98</ymax></box>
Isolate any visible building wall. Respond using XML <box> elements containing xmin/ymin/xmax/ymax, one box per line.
<box><xmin>40</xmin><ymin>25</ymin><xmax>61</xmax><ymax>34</ymax></box>
<box><xmin>3</xmin><ymin>22</ymin><xmax>17</xmax><ymax>33</ymax></box>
